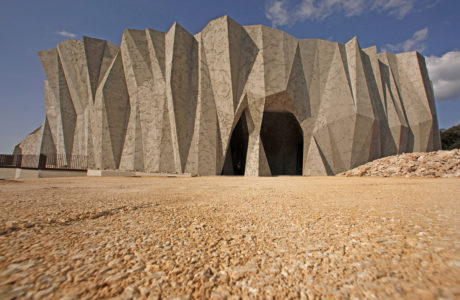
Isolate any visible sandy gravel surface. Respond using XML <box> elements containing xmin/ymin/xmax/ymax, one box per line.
<box><xmin>0</xmin><ymin>176</ymin><xmax>459</xmax><ymax>299</ymax></box>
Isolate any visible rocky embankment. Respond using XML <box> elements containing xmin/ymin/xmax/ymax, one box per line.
<box><xmin>340</xmin><ymin>149</ymin><xmax>460</xmax><ymax>178</ymax></box>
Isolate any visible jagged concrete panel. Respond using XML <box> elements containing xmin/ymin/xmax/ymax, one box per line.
<box><xmin>245</xmin><ymin>95</ymin><xmax>266</xmax><ymax>176</ymax></box>
<box><xmin>40</xmin><ymin>118</ymin><xmax>57</xmax><ymax>156</ymax></box>
<box><xmin>121</xmin><ymin>29</ymin><xmax>156</xmax><ymax>171</ymax></box>
<box><xmin>165</xmin><ymin>23</ymin><xmax>198</xmax><ymax>172</ymax></box>
<box><xmin>304</xmin><ymin>136</ymin><xmax>329</xmax><ymax>176</ymax></box>
<box><xmin>396</xmin><ymin>52</ymin><xmax>440</xmax><ymax>152</ymax></box>
<box><xmin>17</xmin><ymin>16</ymin><xmax>441</xmax><ymax>175</ymax></box>
<box><xmin>92</xmin><ymin>50</ymin><xmax>129</xmax><ymax>170</ymax></box>
<box><xmin>58</xmin><ymin>40</ymin><xmax>91</xmax><ymax>157</ymax></box>
<box><xmin>57</xmin><ymin>39</ymin><xmax>89</xmax><ymax>114</ymax></box>
<box><xmin>43</xmin><ymin>79</ymin><xmax>63</xmax><ymax>156</ymax></box>
<box><xmin>39</xmin><ymin>51</ymin><xmax>65</xmax><ymax>156</ymax></box>
<box><xmin>83</xmin><ymin>37</ymin><xmax>106</xmax><ymax>103</ymax></box>
<box><xmin>360</xmin><ymin>46</ymin><xmax>387</xmax><ymax>161</ymax></box>
<box><xmin>378</xmin><ymin>53</ymin><xmax>410</xmax><ymax>153</ymax></box>
<box><xmin>319</xmin><ymin>44</ymin><xmax>356</xmax><ymax>172</ymax></box>
<box><xmin>201</xmin><ymin>17</ymin><xmax>238</xmax><ymax>167</ymax></box>
<box><xmin>286</xmin><ymin>45</ymin><xmax>309</xmax><ymax>122</ymax></box>
<box><xmin>38</xmin><ymin>48</ymin><xmax>76</xmax><ymax>159</ymax></box>
<box><xmin>17</xmin><ymin>124</ymin><xmax>44</xmax><ymax>156</ymax></box>
<box><xmin>416</xmin><ymin>54</ymin><xmax>441</xmax><ymax>150</ymax></box>
<box><xmin>195</xmin><ymin>33</ymin><xmax>219</xmax><ymax>175</ymax></box>
<box><xmin>260</xmin><ymin>26</ymin><xmax>292</xmax><ymax>96</ymax></box>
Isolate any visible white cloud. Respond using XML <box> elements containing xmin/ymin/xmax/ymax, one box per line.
<box><xmin>372</xmin><ymin>0</ymin><xmax>414</xmax><ymax>19</ymax></box>
<box><xmin>383</xmin><ymin>27</ymin><xmax>428</xmax><ymax>52</ymax></box>
<box><xmin>426</xmin><ymin>51</ymin><xmax>460</xmax><ymax>101</ymax></box>
<box><xmin>266</xmin><ymin>0</ymin><xmax>290</xmax><ymax>27</ymax></box>
<box><xmin>57</xmin><ymin>30</ymin><xmax>77</xmax><ymax>38</ymax></box>
<box><xmin>265</xmin><ymin>0</ymin><xmax>437</xmax><ymax>27</ymax></box>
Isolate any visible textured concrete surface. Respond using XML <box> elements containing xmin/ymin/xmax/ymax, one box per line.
<box><xmin>0</xmin><ymin>177</ymin><xmax>458</xmax><ymax>299</ymax></box>
<box><xmin>0</xmin><ymin>168</ymin><xmax>16</xmax><ymax>180</ymax></box>
<box><xmin>15</xmin><ymin>15</ymin><xmax>441</xmax><ymax>175</ymax></box>
<box><xmin>0</xmin><ymin>168</ymin><xmax>87</xmax><ymax>179</ymax></box>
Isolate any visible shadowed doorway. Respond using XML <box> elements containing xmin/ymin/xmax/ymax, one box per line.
<box><xmin>260</xmin><ymin>112</ymin><xmax>303</xmax><ymax>175</ymax></box>
<box><xmin>221</xmin><ymin>113</ymin><xmax>249</xmax><ymax>175</ymax></box>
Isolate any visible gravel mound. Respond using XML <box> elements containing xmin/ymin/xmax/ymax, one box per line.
<box><xmin>340</xmin><ymin>149</ymin><xmax>460</xmax><ymax>178</ymax></box>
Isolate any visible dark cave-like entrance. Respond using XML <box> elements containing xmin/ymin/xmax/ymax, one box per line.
<box><xmin>221</xmin><ymin>113</ymin><xmax>249</xmax><ymax>175</ymax></box>
<box><xmin>260</xmin><ymin>112</ymin><xmax>303</xmax><ymax>175</ymax></box>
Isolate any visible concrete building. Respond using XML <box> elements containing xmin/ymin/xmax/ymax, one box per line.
<box><xmin>14</xmin><ymin>16</ymin><xmax>441</xmax><ymax>175</ymax></box>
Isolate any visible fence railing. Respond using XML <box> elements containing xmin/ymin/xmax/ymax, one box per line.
<box><xmin>0</xmin><ymin>154</ymin><xmax>88</xmax><ymax>171</ymax></box>
<box><xmin>0</xmin><ymin>154</ymin><xmax>22</xmax><ymax>168</ymax></box>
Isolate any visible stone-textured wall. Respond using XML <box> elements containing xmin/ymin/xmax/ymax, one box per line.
<box><xmin>15</xmin><ymin>16</ymin><xmax>441</xmax><ymax>175</ymax></box>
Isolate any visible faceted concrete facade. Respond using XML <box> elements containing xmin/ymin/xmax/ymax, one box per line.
<box><xmin>15</xmin><ymin>16</ymin><xmax>441</xmax><ymax>175</ymax></box>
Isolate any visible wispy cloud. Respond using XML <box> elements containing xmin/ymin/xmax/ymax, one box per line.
<box><xmin>426</xmin><ymin>51</ymin><xmax>460</xmax><ymax>101</ymax></box>
<box><xmin>383</xmin><ymin>27</ymin><xmax>429</xmax><ymax>53</ymax></box>
<box><xmin>265</xmin><ymin>0</ymin><xmax>438</xmax><ymax>27</ymax></box>
<box><xmin>57</xmin><ymin>30</ymin><xmax>77</xmax><ymax>38</ymax></box>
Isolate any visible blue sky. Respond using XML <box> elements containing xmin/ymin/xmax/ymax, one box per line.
<box><xmin>1</xmin><ymin>0</ymin><xmax>459</xmax><ymax>153</ymax></box>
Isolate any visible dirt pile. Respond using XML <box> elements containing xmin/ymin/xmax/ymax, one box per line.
<box><xmin>340</xmin><ymin>149</ymin><xmax>460</xmax><ymax>177</ymax></box>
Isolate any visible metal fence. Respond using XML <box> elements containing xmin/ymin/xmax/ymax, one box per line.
<box><xmin>0</xmin><ymin>154</ymin><xmax>21</xmax><ymax>168</ymax></box>
<box><xmin>0</xmin><ymin>154</ymin><xmax>88</xmax><ymax>171</ymax></box>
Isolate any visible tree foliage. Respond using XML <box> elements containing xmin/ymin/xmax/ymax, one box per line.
<box><xmin>440</xmin><ymin>125</ymin><xmax>460</xmax><ymax>150</ymax></box>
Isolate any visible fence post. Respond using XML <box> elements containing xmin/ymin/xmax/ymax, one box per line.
<box><xmin>38</xmin><ymin>154</ymin><xmax>47</xmax><ymax>169</ymax></box>
<box><xmin>14</xmin><ymin>155</ymin><xmax>22</xmax><ymax>168</ymax></box>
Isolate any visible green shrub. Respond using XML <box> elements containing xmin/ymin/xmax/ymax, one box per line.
<box><xmin>440</xmin><ymin>125</ymin><xmax>460</xmax><ymax>150</ymax></box>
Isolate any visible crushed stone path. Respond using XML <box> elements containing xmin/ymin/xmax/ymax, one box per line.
<box><xmin>0</xmin><ymin>176</ymin><xmax>459</xmax><ymax>299</ymax></box>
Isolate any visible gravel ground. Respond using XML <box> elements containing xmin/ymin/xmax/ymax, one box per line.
<box><xmin>0</xmin><ymin>176</ymin><xmax>459</xmax><ymax>299</ymax></box>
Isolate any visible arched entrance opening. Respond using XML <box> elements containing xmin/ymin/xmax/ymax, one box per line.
<box><xmin>221</xmin><ymin>113</ymin><xmax>249</xmax><ymax>175</ymax></box>
<box><xmin>260</xmin><ymin>112</ymin><xmax>303</xmax><ymax>175</ymax></box>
